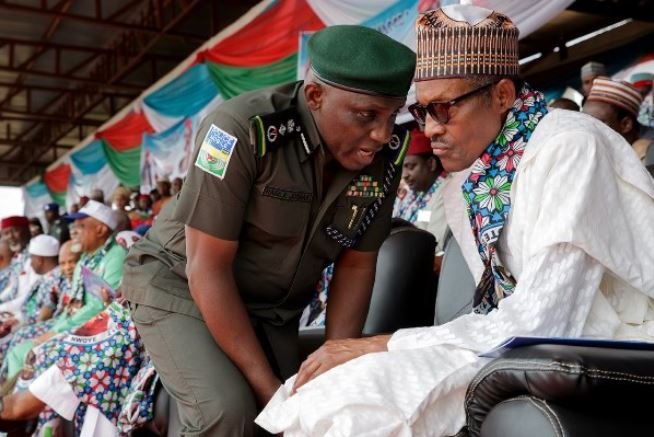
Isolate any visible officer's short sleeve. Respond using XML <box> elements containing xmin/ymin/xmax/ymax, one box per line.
<box><xmin>173</xmin><ymin>110</ymin><xmax>256</xmax><ymax>241</ymax></box>
<box><xmin>353</xmin><ymin>170</ymin><xmax>401</xmax><ymax>252</ymax></box>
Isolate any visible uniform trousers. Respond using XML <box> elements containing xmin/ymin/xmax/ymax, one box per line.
<box><xmin>130</xmin><ymin>302</ymin><xmax>299</xmax><ymax>437</ymax></box>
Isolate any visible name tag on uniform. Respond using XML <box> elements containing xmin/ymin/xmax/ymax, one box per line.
<box><xmin>417</xmin><ymin>209</ymin><xmax>432</xmax><ymax>223</ymax></box>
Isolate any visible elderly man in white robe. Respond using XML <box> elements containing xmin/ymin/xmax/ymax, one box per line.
<box><xmin>257</xmin><ymin>5</ymin><xmax>654</xmax><ymax>437</ymax></box>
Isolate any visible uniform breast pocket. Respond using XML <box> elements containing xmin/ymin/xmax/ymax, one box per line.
<box><xmin>249</xmin><ymin>188</ymin><xmax>312</xmax><ymax>239</ymax></box>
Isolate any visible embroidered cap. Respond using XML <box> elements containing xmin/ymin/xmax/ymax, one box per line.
<box><xmin>580</xmin><ymin>61</ymin><xmax>607</xmax><ymax>79</ymax></box>
<box><xmin>407</xmin><ymin>129</ymin><xmax>432</xmax><ymax>155</ymax></box>
<box><xmin>587</xmin><ymin>78</ymin><xmax>643</xmax><ymax>117</ymax></box>
<box><xmin>308</xmin><ymin>25</ymin><xmax>416</xmax><ymax>97</ymax></box>
<box><xmin>630</xmin><ymin>72</ymin><xmax>653</xmax><ymax>89</ymax></box>
<box><xmin>415</xmin><ymin>5</ymin><xmax>519</xmax><ymax>81</ymax></box>
<box><xmin>28</xmin><ymin>234</ymin><xmax>60</xmax><ymax>257</ymax></box>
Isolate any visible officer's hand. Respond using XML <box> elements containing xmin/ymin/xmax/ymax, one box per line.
<box><xmin>253</xmin><ymin>375</ymin><xmax>282</xmax><ymax>408</ymax></box>
<box><xmin>292</xmin><ymin>335</ymin><xmax>389</xmax><ymax>393</ymax></box>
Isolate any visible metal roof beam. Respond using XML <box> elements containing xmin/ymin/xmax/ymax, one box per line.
<box><xmin>0</xmin><ymin>110</ymin><xmax>105</xmax><ymax>125</ymax></box>
<box><xmin>0</xmin><ymin>0</ymin><xmax>207</xmax><ymax>43</ymax></box>
<box><xmin>0</xmin><ymin>64</ymin><xmax>147</xmax><ymax>90</ymax></box>
<box><xmin>4</xmin><ymin>0</ymin><xmax>204</xmax><ymax>182</ymax></box>
<box><xmin>568</xmin><ymin>0</ymin><xmax>654</xmax><ymax>22</ymax></box>
<box><xmin>0</xmin><ymin>80</ymin><xmax>138</xmax><ymax>98</ymax></box>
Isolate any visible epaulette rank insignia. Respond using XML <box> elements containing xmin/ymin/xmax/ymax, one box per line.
<box><xmin>385</xmin><ymin>125</ymin><xmax>411</xmax><ymax>167</ymax></box>
<box><xmin>249</xmin><ymin>108</ymin><xmax>304</xmax><ymax>158</ymax></box>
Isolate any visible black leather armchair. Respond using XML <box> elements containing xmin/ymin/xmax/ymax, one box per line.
<box><xmin>645</xmin><ymin>144</ymin><xmax>654</xmax><ymax>177</ymax></box>
<box><xmin>436</xmin><ymin>236</ymin><xmax>654</xmax><ymax>437</ymax></box>
<box><xmin>300</xmin><ymin>223</ymin><xmax>437</xmax><ymax>359</ymax></box>
<box><xmin>465</xmin><ymin>344</ymin><xmax>654</xmax><ymax>437</ymax></box>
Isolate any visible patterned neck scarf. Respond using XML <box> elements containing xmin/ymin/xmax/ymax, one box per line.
<box><xmin>462</xmin><ymin>83</ymin><xmax>548</xmax><ymax>314</ymax></box>
<box><xmin>394</xmin><ymin>175</ymin><xmax>446</xmax><ymax>223</ymax></box>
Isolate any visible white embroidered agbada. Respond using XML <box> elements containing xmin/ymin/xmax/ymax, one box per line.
<box><xmin>256</xmin><ymin>109</ymin><xmax>654</xmax><ymax>436</ymax></box>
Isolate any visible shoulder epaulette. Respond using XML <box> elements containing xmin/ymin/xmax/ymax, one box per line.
<box><xmin>384</xmin><ymin>124</ymin><xmax>411</xmax><ymax>167</ymax></box>
<box><xmin>249</xmin><ymin>107</ymin><xmax>304</xmax><ymax>158</ymax></box>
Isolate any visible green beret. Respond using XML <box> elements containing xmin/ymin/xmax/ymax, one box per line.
<box><xmin>308</xmin><ymin>25</ymin><xmax>416</xmax><ymax>98</ymax></box>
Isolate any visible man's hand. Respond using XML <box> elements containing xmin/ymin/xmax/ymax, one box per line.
<box><xmin>0</xmin><ymin>318</ymin><xmax>17</xmax><ymax>337</ymax></box>
<box><xmin>292</xmin><ymin>335</ymin><xmax>390</xmax><ymax>393</ymax></box>
<box><xmin>252</xmin><ymin>375</ymin><xmax>282</xmax><ymax>408</ymax></box>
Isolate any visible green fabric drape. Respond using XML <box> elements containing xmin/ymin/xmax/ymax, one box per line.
<box><xmin>206</xmin><ymin>54</ymin><xmax>298</xmax><ymax>99</ymax></box>
<box><xmin>101</xmin><ymin>141</ymin><xmax>142</xmax><ymax>188</ymax></box>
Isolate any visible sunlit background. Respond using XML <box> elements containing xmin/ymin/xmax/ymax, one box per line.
<box><xmin>0</xmin><ymin>187</ymin><xmax>24</xmax><ymax>218</ymax></box>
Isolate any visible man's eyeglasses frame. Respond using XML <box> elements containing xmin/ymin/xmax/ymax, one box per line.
<box><xmin>408</xmin><ymin>81</ymin><xmax>496</xmax><ymax>127</ymax></box>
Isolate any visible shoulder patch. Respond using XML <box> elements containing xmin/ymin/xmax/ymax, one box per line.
<box><xmin>195</xmin><ymin>124</ymin><xmax>238</xmax><ymax>180</ymax></box>
<box><xmin>385</xmin><ymin>125</ymin><xmax>411</xmax><ymax>167</ymax></box>
<box><xmin>249</xmin><ymin>107</ymin><xmax>304</xmax><ymax>158</ymax></box>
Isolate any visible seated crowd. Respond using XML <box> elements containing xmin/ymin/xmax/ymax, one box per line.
<box><xmin>0</xmin><ymin>176</ymin><xmax>183</xmax><ymax>435</ymax></box>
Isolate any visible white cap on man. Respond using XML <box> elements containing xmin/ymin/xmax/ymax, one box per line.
<box><xmin>28</xmin><ymin>235</ymin><xmax>60</xmax><ymax>257</ymax></box>
<box><xmin>64</xmin><ymin>200</ymin><xmax>119</xmax><ymax>230</ymax></box>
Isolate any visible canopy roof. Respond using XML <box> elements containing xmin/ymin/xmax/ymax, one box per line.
<box><xmin>0</xmin><ymin>0</ymin><xmax>258</xmax><ymax>185</ymax></box>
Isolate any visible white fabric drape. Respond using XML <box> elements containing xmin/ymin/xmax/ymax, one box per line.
<box><xmin>468</xmin><ymin>0</ymin><xmax>575</xmax><ymax>38</ymax></box>
<box><xmin>306</xmin><ymin>0</ymin><xmax>400</xmax><ymax>25</ymax></box>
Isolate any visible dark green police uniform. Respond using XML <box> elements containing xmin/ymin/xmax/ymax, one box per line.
<box><xmin>122</xmin><ymin>25</ymin><xmax>415</xmax><ymax>437</ymax></box>
<box><xmin>47</xmin><ymin>218</ymin><xmax>70</xmax><ymax>244</ymax></box>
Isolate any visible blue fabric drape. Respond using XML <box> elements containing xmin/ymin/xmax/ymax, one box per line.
<box><xmin>143</xmin><ymin>64</ymin><xmax>219</xmax><ymax>117</ymax></box>
<box><xmin>70</xmin><ymin>140</ymin><xmax>107</xmax><ymax>175</ymax></box>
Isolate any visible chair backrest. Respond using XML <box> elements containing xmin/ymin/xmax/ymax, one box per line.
<box><xmin>434</xmin><ymin>234</ymin><xmax>475</xmax><ymax>325</ymax></box>
<box><xmin>645</xmin><ymin>142</ymin><xmax>654</xmax><ymax>167</ymax></box>
<box><xmin>362</xmin><ymin>225</ymin><xmax>437</xmax><ymax>335</ymax></box>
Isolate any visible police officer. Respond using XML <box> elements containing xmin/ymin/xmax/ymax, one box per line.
<box><xmin>43</xmin><ymin>202</ymin><xmax>70</xmax><ymax>244</ymax></box>
<box><xmin>122</xmin><ymin>25</ymin><xmax>415</xmax><ymax>436</ymax></box>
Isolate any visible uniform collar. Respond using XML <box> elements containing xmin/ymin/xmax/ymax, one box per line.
<box><xmin>296</xmin><ymin>84</ymin><xmax>322</xmax><ymax>162</ymax></box>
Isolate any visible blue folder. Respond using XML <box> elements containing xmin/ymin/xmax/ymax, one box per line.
<box><xmin>479</xmin><ymin>336</ymin><xmax>654</xmax><ymax>358</ymax></box>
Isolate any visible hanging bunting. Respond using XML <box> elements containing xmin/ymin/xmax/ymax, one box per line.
<box><xmin>101</xmin><ymin>141</ymin><xmax>142</xmax><ymax>188</ymax></box>
<box><xmin>143</xmin><ymin>64</ymin><xmax>220</xmax><ymax>118</ymax></box>
<box><xmin>43</xmin><ymin>163</ymin><xmax>72</xmax><ymax>206</ymax></box>
<box><xmin>206</xmin><ymin>54</ymin><xmax>298</xmax><ymax>99</ymax></box>
<box><xmin>96</xmin><ymin>111</ymin><xmax>154</xmax><ymax>152</ymax></box>
<box><xmin>197</xmin><ymin>0</ymin><xmax>324</xmax><ymax>67</ymax></box>
<box><xmin>23</xmin><ymin>180</ymin><xmax>53</xmax><ymax>218</ymax></box>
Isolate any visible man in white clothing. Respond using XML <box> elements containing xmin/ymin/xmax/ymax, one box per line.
<box><xmin>257</xmin><ymin>5</ymin><xmax>654</xmax><ymax>437</ymax></box>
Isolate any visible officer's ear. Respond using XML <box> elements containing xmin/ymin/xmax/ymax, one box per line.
<box><xmin>304</xmin><ymin>81</ymin><xmax>325</xmax><ymax>111</ymax></box>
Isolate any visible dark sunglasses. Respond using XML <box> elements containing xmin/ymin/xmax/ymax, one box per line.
<box><xmin>408</xmin><ymin>82</ymin><xmax>496</xmax><ymax>126</ymax></box>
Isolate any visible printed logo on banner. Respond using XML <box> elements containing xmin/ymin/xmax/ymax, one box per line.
<box><xmin>195</xmin><ymin>124</ymin><xmax>238</xmax><ymax>179</ymax></box>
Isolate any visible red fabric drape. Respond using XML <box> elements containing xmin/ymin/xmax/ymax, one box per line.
<box><xmin>96</xmin><ymin>111</ymin><xmax>154</xmax><ymax>152</ymax></box>
<box><xmin>196</xmin><ymin>0</ymin><xmax>324</xmax><ymax>67</ymax></box>
<box><xmin>43</xmin><ymin>163</ymin><xmax>72</xmax><ymax>193</ymax></box>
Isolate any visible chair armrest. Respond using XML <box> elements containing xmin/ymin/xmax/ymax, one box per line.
<box><xmin>465</xmin><ymin>344</ymin><xmax>654</xmax><ymax>436</ymax></box>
